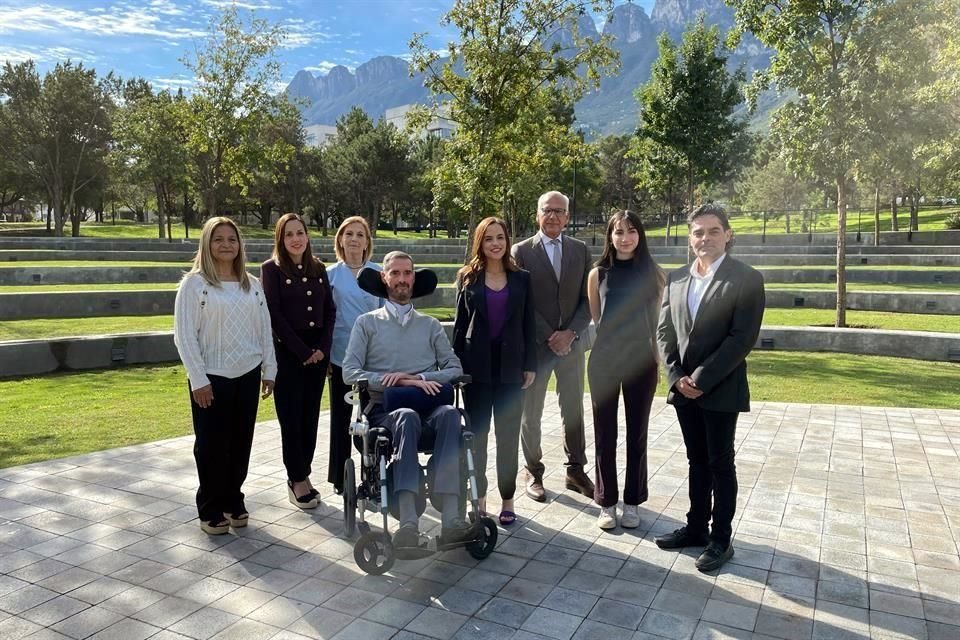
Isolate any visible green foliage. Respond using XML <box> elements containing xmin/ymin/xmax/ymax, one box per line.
<box><xmin>633</xmin><ymin>15</ymin><xmax>753</xmax><ymax>213</ymax></box>
<box><xmin>179</xmin><ymin>5</ymin><xmax>290</xmax><ymax>217</ymax></box>
<box><xmin>945</xmin><ymin>212</ymin><xmax>960</xmax><ymax>230</ymax></box>
<box><xmin>409</xmin><ymin>0</ymin><xmax>620</xmax><ymax>252</ymax></box>
<box><xmin>0</xmin><ymin>60</ymin><xmax>114</xmax><ymax>236</ymax></box>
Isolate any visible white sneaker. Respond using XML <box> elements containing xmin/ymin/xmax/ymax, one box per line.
<box><xmin>620</xmin><ymin>504</ymin><xmax>640</xmax><ymax>529</ymax></box>
<box><xmin>597</xmin><ymin>506</ymin><xmax>617</xmax><ymax>530</ymax></box>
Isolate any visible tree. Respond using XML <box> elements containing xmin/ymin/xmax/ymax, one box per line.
<box><xmin>0</xmin><ymin>60</ymin><xmax>114</xmax><ymax>236</ymax></box>
<box><xmin>634</xmin><ymin>15</ymin><xmax>753</xmax><ymax>216</ymax></box>
<box><xmin>595</xmin><ymin>135</ymin><xmax>639</xmax><ymax>213</ymax></box>
<box><xmin>729</xmin><ymin>0</ymin><xmax>939</xmax><ymax>327</ymax></box>
<box><xmin>180</xmin><ymin>5</ymin><xmax>288</xmax><ymax>218</ymax></box>
<box><xmin>112</xmin><ymin>81</ymin><xmax>190</xmax><ymax>239</ymax></box>
<box><xmin>409</xmin><ymin>0</ymin><xmax>619</xmax><ymax>256</ymax></box>
<box><xmin>736</xmin><ymin>141</ymin><xmax>820</xmax><ymax>233</ymax></box>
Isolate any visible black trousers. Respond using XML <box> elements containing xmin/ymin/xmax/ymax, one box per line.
<box><xmin>191</xmin><ymin>366</ymin><xmax>261</xmax><ymax>521</ymax></box>
<box><xmin>464</xmin><ymin>381</ymin><xmax>523</xmax><ymax>501</ymax></box>
<box><xmin>675</xmin><ymin>402</ymin><xmax>739</xmax><ymax>548</ymax></box>
<box><xmin>274</xmin><ymin>346</ymin><xmax>327</xmax><ymax>483</ymax></box>
<box><xmin>327</xmin><ymin>363</ymin><xmax>353</xmax><ymax>490</ymax></box>
<box><xmin>589</xmin><ymin>360</ymin><xmax>657</xmax><ymax>508</ymax></box>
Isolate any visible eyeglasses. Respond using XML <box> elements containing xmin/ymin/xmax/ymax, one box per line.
<box><xmin>540</xmin><ymin>207</ymin><xmax>567</xmax><ymax>217</ymax></box>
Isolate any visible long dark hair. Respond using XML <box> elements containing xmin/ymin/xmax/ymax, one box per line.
<box><xmin>272</xmin><ymin>213</ymin><xmax>323</xmax><ymax>277</ymax></box>
<box><xmin>596</xmin><ymin>210</ymin><xmax>665</xmax><ymax>295</ymax></box>
<box><xmin>457</xmin><ymin>217</ymin><xmax>518</xmax><ymax>287</ymax></box>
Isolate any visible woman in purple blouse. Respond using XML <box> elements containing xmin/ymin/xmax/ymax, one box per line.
<box><xmin>453</xmin><ymin>217</ymin><xmax>537</xmax><ymax>525</ymax></box>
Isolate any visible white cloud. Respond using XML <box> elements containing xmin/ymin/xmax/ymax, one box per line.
<box><xmin>282</xmin><ymin>19</ymin><xmax>337</xmax><ymax>48</ymax></box>
<box><xmin>0</xmin><ymin>44</ymin><xmax>98</xmax><ymax>65</ymax></box>
<box><xmin>303</xmin><ymin>61</ymin><xmax>347</xmax><ymax>74</ymax></box>
<box><xmin>200</xmin><ymin>0</ymin><xmax>282</xmax><ymax>9</ymax></box>
<box><xmin>151</xmin><ymin>75</ymin><xmax>198</xmax><ymax>91</ymax></box>
<box><xmin>0</xmin><ymin>4</ymin><xmax>207</xmax><ymax>40</ymax></box>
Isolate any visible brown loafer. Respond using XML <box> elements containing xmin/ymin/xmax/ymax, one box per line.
<box><xmin>565</xmin><ymin>468</ymin><xmax>595</xmax><ymax>497</ymax></box>
<box><xmin>525</xmin><ymin>472</ymin><xmax>546</xmax><ymax>502</ymax></box>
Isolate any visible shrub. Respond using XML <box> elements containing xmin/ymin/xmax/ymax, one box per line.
<box><xmin>945</xmin><ymin>213</ymin><xmax>960</xmax><ymax>230</ymax></box>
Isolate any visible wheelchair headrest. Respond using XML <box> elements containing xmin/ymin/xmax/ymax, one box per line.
<box><xmin>357</xmin><ymin>266</ymin><xmax>439</xmax><ymax>299</ymax></box>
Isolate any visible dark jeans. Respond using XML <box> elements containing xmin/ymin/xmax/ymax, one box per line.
<box><xmin>521</xmin><ymin>343</ymin><xmax>587</xmax><ymax>477</ymax></box>
<box><xmin>675</xmin><ymin>402</ymin><xmax>739</xmax><ymax>548</ymax></box>
<box><xmin>327</xmin><ymin>363</ymin><xmax>352</xmax><ymax>490</ymax></box>
<box><xmin>190</xmin><ymin>366</ymin><xmax>261</xmax><ymax>522</ymax></box>
<box><xmin>367</xmin><ymin>404</ymin><xmax>462</xmax><ymax>498</ymax></box>
<box><xmin>274</xmin><ymin>346</ymin><xmax>327</xmax><ymax>483</ymax></box>
<box><xmin>464</xmin><ymin>381</ymin><xmax>523</xmax><ymax>500</ymax></box>
<box><xmin>589</xmin><ymin>360</ymin><xmax>657</xmax><ymax>508</ymax></box>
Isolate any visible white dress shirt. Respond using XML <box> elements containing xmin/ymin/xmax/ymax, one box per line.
<box><xmin>687</xmin><ymin>253</ymin><xmax>727</xmax><ymax>321</ymax></box>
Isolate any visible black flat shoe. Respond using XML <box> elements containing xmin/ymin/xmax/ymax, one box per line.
<box><xmin>654</xmin><ymin>526</ymin><xmax>709</xmax><ymax>549</ymax></box>
<box><xmin>696</xmin><ymin>541</ymin><xmax>734</xmax><ymax>572</ymax></box>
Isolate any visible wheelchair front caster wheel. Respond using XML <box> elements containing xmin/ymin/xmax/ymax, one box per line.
<box><xmin>354</xmin><ymin>531</ymin><xmax>395</xmax><ymax>575</ymax></box>
<box><xmin>466</xmin><ymin>516</ymin><xmax>498</xmax><ymax>560</ymax></box>
<box><xmin>343</xmin><ymin>459</ymin><xmax>356</xmax><ymax>537</ymax></box>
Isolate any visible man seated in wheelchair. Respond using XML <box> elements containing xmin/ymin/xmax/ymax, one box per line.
<box><xmin>342</xmin><ymin>250</ymin><xmax>472</xmax><ymax>548</ymax></box>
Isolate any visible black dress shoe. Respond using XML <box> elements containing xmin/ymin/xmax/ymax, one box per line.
<box><xmin>565</xmin><ymin>468</ymin><xmax>595</xmax><ymax>497</ymax></box>
<box><xmin>526</xmin><ymin>473</ymin><xmax>546</xmax><ymax>502</ymax></box>
<box><xmin>441</xmin><ymin>519</ymin><xmax>474</xmax><ymax>545</ymax></box>
<box><xmin>696</xmin><ymin>541</ymin><xmax>734</xmax><ymax>572</ymax></box>
<box><xmin>654</xmin><ymin>526</ymin><xmax>710</xmax><ymax>549</ymax></box>
<box><xmin>392</xmin><ymin>524</ymin><xmax>422</xmax><ymax>548</ymax></box>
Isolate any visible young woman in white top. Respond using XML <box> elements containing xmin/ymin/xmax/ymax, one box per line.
<box><xmin>174</xmin><ymin>217</ymin><xmax>277</xmax><ymax>535</ymax></box>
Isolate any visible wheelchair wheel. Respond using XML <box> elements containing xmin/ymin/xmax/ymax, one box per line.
<box><xmin>343</xmin><ymin>459</ymin><xmax>357</xmax><ymax>537</ymax></box>
<box><xmin>466</xmin><ymin>516</ymin><xmax>498</xmax><ymax>560</ymax></box>
<box><xmin>354</xmin><ymin>531</ymin><xmax>394</xmax><ymax>575</ymax></box>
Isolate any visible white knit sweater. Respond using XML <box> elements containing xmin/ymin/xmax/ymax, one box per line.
<box><xmin>173</xmin><ymin>273</ymin><xmax>278</xmax><ymax>391</ymax></box>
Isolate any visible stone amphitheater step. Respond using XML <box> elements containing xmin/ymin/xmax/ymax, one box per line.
<box><xmin>2</xmin><ymin>263</ymin><xmax>959</xmax><ymax>286</ymax></box>
<box><xmin>2</xmin><ymin>248</ymin><xmax>958</xmax><ymax>266</ymax></box>
<box><xmin>3</xmin><ymin>324</ymin><xmax>958</xmax><ymax>379</ymax></box>
<box><xmin>3</xmin><ymin>287</ymin><xmax>960</xmax><ymax>321</ymax></box>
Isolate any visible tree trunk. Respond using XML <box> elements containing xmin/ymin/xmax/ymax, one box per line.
<box><xmin>785</xmin><ymin>210</ymin><xmax>791</xmax><ymax>234</ymax></box>
<box><xmin>155</xmin><ymin>184</ymin><xmax>167</xmax><ymax>240</ymax></box>
<box><xmin>70</xmin><ymin>202</ymin><xmax>82</xmax><ymax>237</ymax></box>
<box><xmin>873</xmin><ymin>183</ymin><xmax>881</xmax><ymax>247</ymax></box>
<box><xmin>891</xmin><ymin>194</ymin><xmax>899</xmax><ymax>231</ymax></box>
<box><xmin>835</xmin><ymin>175</ymin><xmax>848</xmax><ymax>328</ymax></box>
<box><xmin>910</xmin><ymin>182</ymin><xmax>920</xmax><ymax>231</ymax></box>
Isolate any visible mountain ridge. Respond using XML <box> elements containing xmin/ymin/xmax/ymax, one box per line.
<box><xmin>287</xmin><ymin>0</ymin><xmax>747</xmax><ymax>136</ymax></box>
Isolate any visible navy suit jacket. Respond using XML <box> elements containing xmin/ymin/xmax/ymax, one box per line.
<box><xmin>657</xmin><ymin>256</ymin><xmax>765</xmax><ymax>413</ymax></box>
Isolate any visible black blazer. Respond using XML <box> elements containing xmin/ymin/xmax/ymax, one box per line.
<box><xmin>452</xmin><ymin>269</ymin><xmax>537</xmax><ymax>384</ymax></box>
<box><xmin>657</xmin><ymin>256</ymin><xmax>765</xmax><ymax>413</ymax></box>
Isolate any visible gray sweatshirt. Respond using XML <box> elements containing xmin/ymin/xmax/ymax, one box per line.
<box><xmin>342</xmin><ymin>306</ymin><xmax>463</xmax><ymax>403</ymax></box>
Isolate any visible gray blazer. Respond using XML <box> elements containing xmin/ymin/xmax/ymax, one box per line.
<box><xmin>511</xmin><ymin>233</ymin><xmax>592</xmax><ymax>346</ymax></box>
<box><xmin>657</xmin><ymin>256</ymin><xmax>765</xmax><ymax>413</ymax></box>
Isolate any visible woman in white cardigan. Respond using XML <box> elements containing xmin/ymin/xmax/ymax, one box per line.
<box><xmin>174</xmin><ymin>217</ymin><xmax>277</xmax><ymax>535</ymax></box>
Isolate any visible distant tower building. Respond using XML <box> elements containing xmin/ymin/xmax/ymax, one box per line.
<box><xmin>304</xmin><ymin>124</ymin><xmax>337</xmax><ymax>147</ymax></box>
<box><xmin>385</xmin><ymin>104</ymin><xmax>457</xmax><ymax>140</ymax></box>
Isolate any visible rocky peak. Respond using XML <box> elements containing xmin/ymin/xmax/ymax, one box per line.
<box><xmin>603</xmin><ymin>2</ymin><xmax>654</xmax><ymax>44</ymax></box>
<box><xmin>651</xmin><ymin>0</ymin><xmax>734</xmax><ymax>32</ymax></box>
<box><xmin>355</xmin><ymin>56</ymin><xmax>410</xmax><ymax>86</ymax></box>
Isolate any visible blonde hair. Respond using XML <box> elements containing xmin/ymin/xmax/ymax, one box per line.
<box><xmin>334</xmin><ymin>215</ymin><xmax>374</xmax><ymax>263</ymax></box>
<box><xmin>189</xmin><ymin>217</ymin><xmax>251</xmax><ymax>291</ymax></box>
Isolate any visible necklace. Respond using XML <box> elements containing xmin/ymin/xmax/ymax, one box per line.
<box><xmin>345</xmin><ymin>261</ymin><xmax>364</xmax><ymax>270</ymax></box>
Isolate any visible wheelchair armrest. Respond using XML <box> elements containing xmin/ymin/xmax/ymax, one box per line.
<box><xmin>452</xmin><ymin>375</ymin><xmax>472</xmax><ymax>387</ymax></box>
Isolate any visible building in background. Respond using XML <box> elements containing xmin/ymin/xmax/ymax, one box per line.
<box><xmin>305</xmin><ymin>124</ymin><xmax>337</xmax><ymax>147</ymax></box>
<box><xmin>385</xmin><ymin>104</ymin><xmax>457</xmax><ymax>140</ymax></box>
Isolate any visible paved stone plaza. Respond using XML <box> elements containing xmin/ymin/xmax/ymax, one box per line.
<box><xmin>1</xmin><ymin>396</ymin><xmax>958</xmax><ymax>640</ymax></box>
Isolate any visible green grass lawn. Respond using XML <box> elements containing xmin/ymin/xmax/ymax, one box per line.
<box><xmin>3</xmin><ymin>308</ymin><xmax>955</xmax><ymax>342</ymax></box>
<box><xmin>762</xmin><ymin>308</ymin><xmax>960</xmax><ymax>332</ymax></box>
<box><xmin>1</xmin><ymin>221</ymin><xmax>450</xmax><ymax>242</ymax></box>
<box><xmin>1</xmin><ymin>352</ymin><xmax>956</xmax><ymax>468</ymax></box>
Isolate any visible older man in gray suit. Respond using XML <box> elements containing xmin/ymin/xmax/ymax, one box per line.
<box><xmin>511</xmin><ymin>190</ymin><xmax>594</xmax><ymax>502</ymax></box>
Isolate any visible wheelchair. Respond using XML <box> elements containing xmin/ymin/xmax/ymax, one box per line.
<box><xmin>342</xmin><ymin>375</ymin><xmax>498</xmax><ymax>575</ymax></box>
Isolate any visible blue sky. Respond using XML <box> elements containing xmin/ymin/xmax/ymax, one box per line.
<box><xmin>0</xmin><ymin>0</ymin><xmax>653</xmax><ymax>91</ymax></box>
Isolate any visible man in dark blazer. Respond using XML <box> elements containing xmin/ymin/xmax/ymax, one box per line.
<box><xmin>511</xmin><ymin>190</ymin><xmax>594</xmax><ymax>501</ymax></box>
<box><xmin>656</xmin><ymin>203</ymin><xmax>765</xmax><ymax>572</ymax></box>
